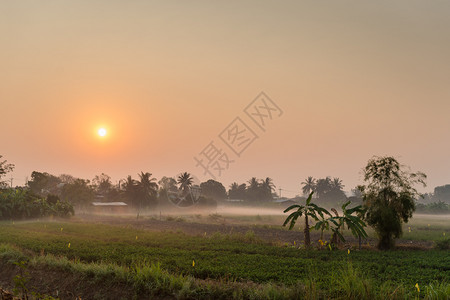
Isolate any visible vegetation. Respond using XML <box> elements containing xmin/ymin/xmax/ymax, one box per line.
<box><xmin>416</xmin><ymin>201</ymin><xmax>450</xmax><ymax>214</ymax></box>
<box><xmin>432</xmin><ymin>184</ymin><xmax>450</xmax><ymax>203</ymax></box>
<box><xmin>300</xmin><ymin>176</ymin><xmax>347</xmax><ymax>205</ymax></box>
<box><xmin>0</xmin><ymin>221</ymin><xmax>448</xmax><ymax>299</ymax></box>
<box><xmin>228</xmin><ymin>177</ymin><xmax>276</xmax><ymax>202</ymax></box>
<box><xmin>200</xmin><ymin>179</ymin><xmax>227</xmax><ymax>201</ymax></box>
<box><xmin>0</xmin><ymin>188</ymin><xmax>74</xmax><ymax>220</ymax></box>
<box><xmin>328</xmin><ymin>201</ymin><xmax>368</xmax><ymax>247</ymax></box>
<box><xmin>0</xmin><ymin>155</ymin><xmax>14</xmax><ymax>188</ymax></box>
<box><xmin>359</xmin><ymin>156</ymin><xmax>427</xmax><ymax>250</ymax></box>
<box><xmin>283</xmin><ymin>192</ymin><xmax>330</xmax><ymax>246</ymax></box>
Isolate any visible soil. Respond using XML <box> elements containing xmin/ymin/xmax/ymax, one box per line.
<box><xmin>72</xmin><ymin>214</ymin><xmax>435</xmax><ymax>250</ymax></box>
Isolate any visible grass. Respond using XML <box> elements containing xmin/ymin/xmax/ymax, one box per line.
<box><xmin>0</xmin><ymin>218</ymin><xmax>449</xmax><ymax>299</ymax></box>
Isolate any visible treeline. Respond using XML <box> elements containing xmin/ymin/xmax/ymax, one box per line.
<box><xmin>23</xmin><ymin>171</ymin><xmax>225</xmax><ymax>211</ymax></box>
<box><xmin>422</xmin><ymin>184</ymin><xmax>450</xmax><ymax>204</ymax></box>
<box><xmin>23</xmin><ymin>171</ymin><xmax>352</xmax><ymax>209</ymax></box>
<box><xmin>416</xmin><ymin>201</ymin><xmax>450</xmax><ymax>214</ymax></box>
<box><xmin>2</xmin><ymin>154</ymin><xmax>450</xmax><ymax>215</ymax></box>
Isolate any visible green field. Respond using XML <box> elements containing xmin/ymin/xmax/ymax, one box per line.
<box><xmin>0</xmin><ymin>214</ymin><xmax>449</xmax><ymax>299</ymax></box>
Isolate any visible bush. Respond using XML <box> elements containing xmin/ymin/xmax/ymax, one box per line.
<box><xmin>0</xmin><ymin>188</ymin><xmax>74</xmax><ymax>220</ymax></box>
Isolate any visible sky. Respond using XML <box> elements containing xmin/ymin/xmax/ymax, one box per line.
<box><xmin>1</xmin><ymin>1</ymin><xmax>450</xmax><ymax>196</ymax></box>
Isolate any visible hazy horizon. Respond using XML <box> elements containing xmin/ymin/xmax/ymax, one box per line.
<box><xmin>2</xmin><ymin>1</ymin><xmax>450</xmax><ymax>195</ymax></box>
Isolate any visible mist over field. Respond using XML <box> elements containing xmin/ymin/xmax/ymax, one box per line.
<box><xmin>1</xmin><ymin>1</ymin><xmax>450</xmax><ymax>299</ymax></box>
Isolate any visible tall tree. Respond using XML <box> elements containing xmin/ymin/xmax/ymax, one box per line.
<box><xmin>0</xmin><ymin>155</ymin><xmax>14</xmax><ymax>188</ymax></box>
<box><xmin>27</xmin><ymin>171</ymin><xmax>61</xmax><ymax>196</ymax></box>
<box><xmin>60</xmin><ymin>178</ymin><xmax>95</xmax><ymax>210</ymax></box>
<box><xmin>261</xmin><ymin>177</ymin><xmax>276</xmax><ymax>200</ymax></box>
<box><xmin>177</xmin><ymin>172</ymin><xmax>193</xmax><ymax>195</ymax></box>
<box><xmin>359</xmin><ymin>156</ymin><xmax>426</xmax><ymax>250</ymax></box>
<box><xmin>122</xmin><ymin>175</ymin><xmax>138</xmax><ymax>206</ymax></box>
<box><xmin>137</xmin><ymin>172</ymin><xmax>158</xmax><ymax>210</ymax></box>
<box><xmin>200</xmin><ymin>179</ymin><xmax>227</xmax><ymax>201</ymax></box>
<box><xmin>331</xmin><ymin>177</ymin><xmax>344</xmax><ymax>191</ymax></box>
<box><xmin>315</xmin><ymin>177</ymin><xmax>332</xmax><ymax>200</ymax></box>
<box><xmin>92</xmin><ymin>173</ymin><xmax>113</xmax><ymax>197</ymax></box>
<box><xmin>301</xmin><ymin>177</ymin><xmax>316</xmax><ymax>196</ymax></box>
<box><xmin>158</xmin><ymin>176</ymin><xmax>178</xmax><ymax>193</ymax></box>
<box><xmin>246</xmin><ymin>177</ymin><xmax>260</xmax><ymax>201</ymax></box>
<box><xmin>228</xmin><ymin>182</ymin><xmax>247</xmax><ymax>199</ymax></box>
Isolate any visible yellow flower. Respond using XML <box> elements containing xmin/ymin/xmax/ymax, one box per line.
<box><xmin>348</xmin><ymin>249</ymin><xmax>350</xmax><ymax>255</ymax></box>
<box><xmin>318</xmin><ymin>240</ymin><xmax>324</xmax><ymax>246</ymax></box>
<box><xmin>68</xmin><ymin>243</ymin><xmax>71</xmax><ymax>248</ymax></box>
<box><xmin>415</xmin><ymin>283</ymin><xmax>420</xmax><ymax>293</ymax></box>
<box><xmin>192</xmin><ymin>260</ymin><xmax>195</xmax><ymax>267</ymax></box>
<box><xmin>136</xmin><ymin>235</ymin><xmax>138</xmax><ymax>240</ymax></box>
<box><xmin>61</xmin><ymin>228</ymin><xmax>63</xmax><ymax>232</ymax></box>
<box><xmin>408</xmin><ymin>227</ymin><xmax>411</xmax><ymax>233</ymax></box>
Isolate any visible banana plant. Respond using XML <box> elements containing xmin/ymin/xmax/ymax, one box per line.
<box><xmin>283</xmin><ymin>192</ymin><xmax>331</xmax><ymax>247</ymax></box>
<box><xmin>329</xmin><ymin>201</ymin><xmax>368</xmax><ymax>246</ymax></box>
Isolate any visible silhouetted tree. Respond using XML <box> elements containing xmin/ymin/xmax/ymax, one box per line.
<box><xmin>246</xmin><ymin>177</ymin><xmax>261</xmax><ymax>201</ymax></box>
<box><xmin>261</xmin><ymin>177</ymin><xmax>276</xmax><ymax>201</ymax></box>
<box><xmin>177</xmin><ymin>172</ymin><xmax>193</xmax><ymax>195</ymax></box>
<box><xmin>228</xmin><ymin>182</ymin><xmax>247</xmax><ymax>199</ymax></box>
<box><xmin>433</xmin><ymin>184</ymin><xmax>450</xmax><ymax>203</ymax></box>
<box><xmin>92</xmin><ymin>173</ymin><xmax>113</xmax><ymax>197</ymax></box>
<box><xmin>27</xmin><ymin>171</ymin><xmax>61</xmax><ymax>196</ymax></box>
<box><xmin>359</xmin><ymin>156</ymin><xmax>426</xmax><ymax>250</ymax></box>
<box><xmin>301</xmin><ymin>177</ymin><xmax>316</xmax><ymax>197</ymax></box>
<box><xmin>315</xmin><ymin>177</ymin><xmax>332</xmax><ymax>200</ymax></box>
<box><xmin>0</xmin><ymin>155</ymin><xmax>14</xmax><ymax>188</ymax></box>
<box><xmin>136</xmin><ymin>172</ymin><xmax>158</xmax><ymax>211</ymax></box>
<box><xmin>200</xmin><ymin>179</ymin><xmax>227</xmax><ymax>201</ymax></box>
<box><xmin>122</xmin><ymin>175</ymin><xmax>138</xmax><ymax>206</ymax></box>
<box><xmin>158</xmin><ymin>176</ymin><xmax>178</xmax><ymax>204</ymax></box>
<box><xmin>61</xmin><ymin>178</ymin><xmax>95</xmax><ymax>210</ymax></box>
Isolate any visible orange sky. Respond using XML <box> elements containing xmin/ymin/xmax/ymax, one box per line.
<box><xmin>1</xmin><ymin>1</ymin><xmax>450</xmax><ymax>195</ymax></box>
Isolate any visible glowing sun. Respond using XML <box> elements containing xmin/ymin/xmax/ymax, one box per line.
<box><xmin>98</xmin><ymin>128</ymin><xmax>107</xmax><ymax>137</ymax></box>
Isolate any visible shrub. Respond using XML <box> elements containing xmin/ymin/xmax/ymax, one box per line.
<box><xmin>0</xmin><ymin>188</ymin><xmax>74</xmax><ymax>220</ymax></box>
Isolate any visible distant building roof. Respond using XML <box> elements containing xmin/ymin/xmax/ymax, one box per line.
<box><xmin>92</xmin><ymin>202</ymin><xmax>128</xmax><ymax>206</ymax></box>
<box><xmin>274</xmin><ymin>198</ymin><xmax>298</xmax><ymax>203</ymax></box>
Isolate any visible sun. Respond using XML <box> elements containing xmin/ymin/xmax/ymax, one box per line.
<box><xmin>98</xmin><ymin>128</ymin><xmax>107</xmax><ymax>137</ymax></box>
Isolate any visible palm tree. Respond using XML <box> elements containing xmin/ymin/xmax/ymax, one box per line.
<box><xmin>136</xmin><ymin>172</ymin><xmax>158</xmax><ymax>217</ymax></box>
<box><xmin>247</xmin><ymin>177</ymin><xmax>260</xmax><ymax>201</ymax></box>
<box><xmin>177</xmin><ymin>172</ymin><xmax>193</xmax><ymax>194</ymax></box>
<box><xmin>301</xmin><ymin>177</ymin><xmax>316</xmax><ymax>196</ymax></box>
<box><xmin>261</xmin><ymin>177</ymin><xmax>275</xmax><ymax>200</ymax></box>
<box><xmin>331</xmin><ymin>177</ymin><xmax>344</xmax><ymax>191</ymax></box>
<box><xmin>122</xmin><ymin>175</ymin><xmax>138</xmax><ymax>206</ymax></box>
<box><xmin>229</xmin><ymin>182</ymin><xmax>239</xmax><ymax>191</ymax></box>
<box><xmin>247</xmin><ymin>177</ymin><xmax>259</xmax><ymax>189</ymax></box>
<box><xmin>283</xmin><ymin>192</ymin><xmax>330</xmax><ymax>247</ymax></box>
<box><xmin>315</xmin><ymin>177</ymin><xmax>332</xmax><ymax>200</ymax></box>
